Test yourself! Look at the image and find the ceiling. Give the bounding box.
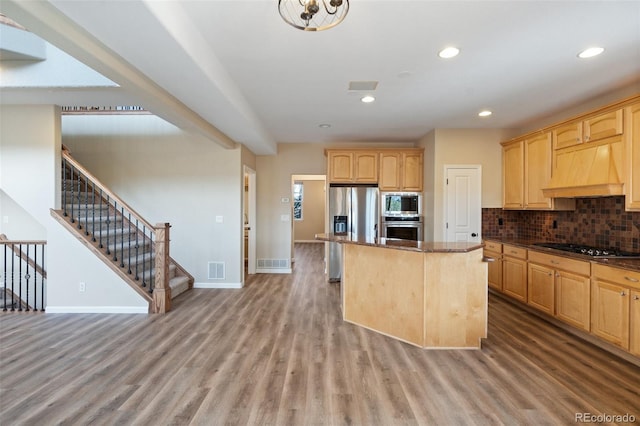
[1,1,639,155]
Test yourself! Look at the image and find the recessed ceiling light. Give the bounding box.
[361,95,375,103]
[478,110,492,117]
[577,47,604,58]
[438,47,460,59]
[318,123,331,128]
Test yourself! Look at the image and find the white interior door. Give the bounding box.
[444,165,482,243]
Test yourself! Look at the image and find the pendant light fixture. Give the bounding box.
[278,0,349,32]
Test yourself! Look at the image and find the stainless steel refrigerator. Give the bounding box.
[328,184,379,282]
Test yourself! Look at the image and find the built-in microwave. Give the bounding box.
[382,192,421,217]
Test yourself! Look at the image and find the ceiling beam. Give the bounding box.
[0,0,237,150]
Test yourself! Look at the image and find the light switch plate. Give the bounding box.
[281,197,290,203]
[215,216,224,223]
[280,214,290,222]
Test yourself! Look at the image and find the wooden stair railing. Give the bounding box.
[53,147,194,313]
[0,234,47,311]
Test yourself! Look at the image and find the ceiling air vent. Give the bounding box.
[348,81,378,91]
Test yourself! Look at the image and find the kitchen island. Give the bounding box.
[316,233,487,349]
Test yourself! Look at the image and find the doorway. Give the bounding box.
[443,165,482,243]
[290,174,326,265]
[243,166,256,283]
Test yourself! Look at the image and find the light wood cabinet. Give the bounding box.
[327,151,353,182]
[379,150,423,191]
[591,279,630,349]
[526,250,590,330]
[591,264,640,350]
[524,133,553,209]
[502,140,524,209]
[528,262,555,315]
[503,134,574,210]
[327,150,378,183]
[483,240,502,291]
[555,270,591,331]
[502,244,527,302]
[625,102,640,211]
[631,290,640,356]
[552,109,623,150]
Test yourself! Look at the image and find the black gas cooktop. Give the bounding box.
[533,242,640,258]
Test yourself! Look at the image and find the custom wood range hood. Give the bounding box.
[542,138,624,198]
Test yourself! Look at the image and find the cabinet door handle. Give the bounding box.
[634,295,640,300]
[550,260,559,265]
[624,276,639,283]
[510,250,518,255]
[584,135,590,141]
[576,137,580,142]
[621,291,626,296]
[482,257,495,263]
[548,272,553,276]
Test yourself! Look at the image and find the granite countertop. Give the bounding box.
[483,237,640,273]
[315,233,483,253]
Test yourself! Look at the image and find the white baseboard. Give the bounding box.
[255,268,292,274]
[194,282,243,289]
[46,306,148,314]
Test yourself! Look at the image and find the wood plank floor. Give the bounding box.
[1,243,639,425]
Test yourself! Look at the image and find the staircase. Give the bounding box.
[50,147,193,313]
[1,234,47,311]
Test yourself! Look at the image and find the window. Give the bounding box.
[293,182,303,220]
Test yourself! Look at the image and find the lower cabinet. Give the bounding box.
[490,244,640,357]
[527,250,590,330]
[483,241,503,291]
[555,271,590,331]
[591,279,630,349]
[631,290,640,356]
[502,245,527,302]
[527,263,555,315]
[591,264,640,351]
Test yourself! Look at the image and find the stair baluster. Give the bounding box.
[54,149,193,313]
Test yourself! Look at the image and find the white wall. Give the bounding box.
[0,105,60,230]
[256,143,327,264]
[419,128,516,241]
[0,105,147,312]
[62,114,244,287]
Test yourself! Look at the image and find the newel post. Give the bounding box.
[152,223,171,313]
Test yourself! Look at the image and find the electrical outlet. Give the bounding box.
[79,282,86,292]
[498,218,503,226]
[553,220,558,229]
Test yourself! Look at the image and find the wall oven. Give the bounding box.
[382,192,421,217]
[382,216,423,241]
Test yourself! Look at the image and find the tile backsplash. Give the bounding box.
[482,196,640,252]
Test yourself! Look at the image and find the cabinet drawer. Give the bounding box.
[528,250,590,276]
[503,244,527,260]
[592,264,640,290]
[484,241,502,253]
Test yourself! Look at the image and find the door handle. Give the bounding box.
[471,233,478,237]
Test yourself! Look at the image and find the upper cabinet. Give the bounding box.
[502,139,524,209]
[552,109,623,150]
[502,95,639,208]
[327,148,423,190]
[379,150,423,191]
[502,133,574,210]
[625,102,640,211]
[327,150,378,183]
